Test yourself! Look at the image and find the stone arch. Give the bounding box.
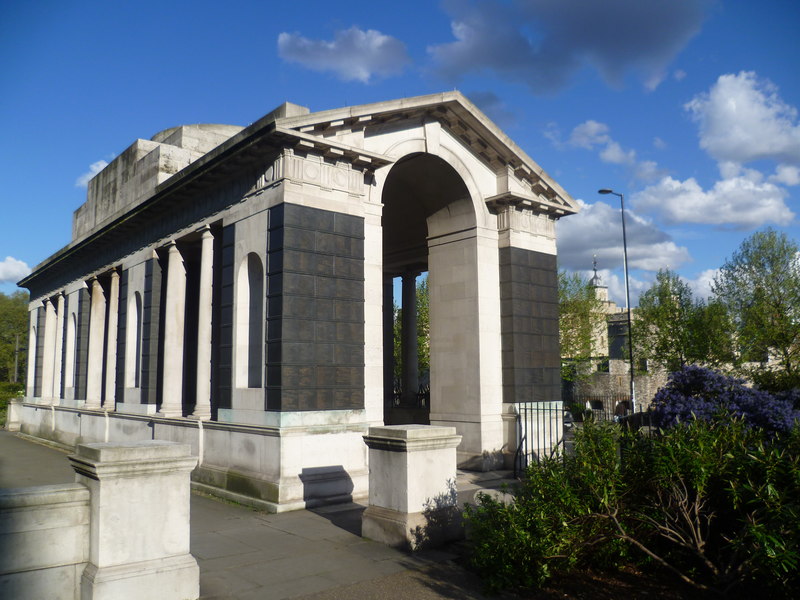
[235,252,264,388]
[371,135,493,231]
[379,149,504,467]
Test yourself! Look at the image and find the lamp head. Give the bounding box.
[598,188,614,195]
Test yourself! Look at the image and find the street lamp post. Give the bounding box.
[598,188,636,414]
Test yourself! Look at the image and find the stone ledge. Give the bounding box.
[363,425,461,453]
[0,484,88,510]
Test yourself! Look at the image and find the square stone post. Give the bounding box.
[69,441,199,600]
[362,425,461,550]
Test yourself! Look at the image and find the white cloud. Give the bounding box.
[653,137,667,149]
[429,0,711,93]
[557,199,691,275]
[277,27,410,83]
[600,141,635,165]
[771,164,800,186]
[673,69,687,81]
[685,71,800,166]
[634,175,794,229]
[75,160,108,188]
[566,120,665,182]
[685,268,718,300]
[0,256,31,283]
[568,120,609,149]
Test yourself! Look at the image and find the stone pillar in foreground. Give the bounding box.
[103,269,119,411]
[53,292,65,401]
[362,425,461,550]
[85,278,106,409]
[69,441,199,600]
[41,297,56,402]
[191,227,213,420]
[159,241,186,417]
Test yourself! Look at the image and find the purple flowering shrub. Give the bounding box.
[652,366,800,433]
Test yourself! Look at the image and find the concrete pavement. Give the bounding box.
[0,430,513,600]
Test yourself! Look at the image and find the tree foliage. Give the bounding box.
[465,414,800,596]
[393,277,430,383]
[0,291,28,383]
[635,269,695,371]
[635,269,735,371]
[558,271,606,381]
[713,229,800,386]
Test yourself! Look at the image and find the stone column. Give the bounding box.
[362,425,462,550]
[159,241,186,418]
[383,275,395,404]
[401,271,418,405]
[103,269,119,411]
[53,292,65,401]
[41,297,56,402]
[25,308,37,397]
[85,278,106,410]
[69,441,199,600]
[191,227,213,420]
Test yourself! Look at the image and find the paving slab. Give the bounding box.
[0,429,517,600]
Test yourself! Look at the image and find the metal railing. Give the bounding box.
[513,401,566,477]
[513,397,654,476]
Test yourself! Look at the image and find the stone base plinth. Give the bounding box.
[81,554,199,600]
[362,504,461,551]
[70,441,199,600]
[362,425,462,550]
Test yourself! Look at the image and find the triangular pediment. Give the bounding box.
[272,92,579,217]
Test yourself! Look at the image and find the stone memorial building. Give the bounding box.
[17,92,578,511]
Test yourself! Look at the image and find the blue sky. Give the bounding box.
[1,0,798,306]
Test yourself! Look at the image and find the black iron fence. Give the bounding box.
[513,401,566,477]
[513,396,653,476]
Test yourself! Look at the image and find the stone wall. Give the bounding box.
[0,439,198,600]
[0,484,89,600]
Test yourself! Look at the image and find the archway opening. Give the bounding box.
[381,152,475,425]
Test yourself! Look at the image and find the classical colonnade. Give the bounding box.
[28,226,216,420]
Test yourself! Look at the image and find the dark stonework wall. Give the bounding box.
[266,203,365,412]
[140,257,163,405]
[60,296,68,398]
[216,224,235,410]
[116,269,128,405]
[74,288,90,400]
[499,247,561,403]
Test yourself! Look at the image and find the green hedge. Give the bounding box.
[464,418,800,596]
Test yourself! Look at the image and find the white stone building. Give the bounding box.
[17,92,578,510]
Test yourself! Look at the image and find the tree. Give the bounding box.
[635,269,695,371]
[635,270,737,372]
[558,271,606,381]
[0,290,28,383]
[393,277,430,384]
[688,298,737,369]
[713,229,800,388]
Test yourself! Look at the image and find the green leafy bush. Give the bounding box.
[464,418,800,596]
[463,422,626,592]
